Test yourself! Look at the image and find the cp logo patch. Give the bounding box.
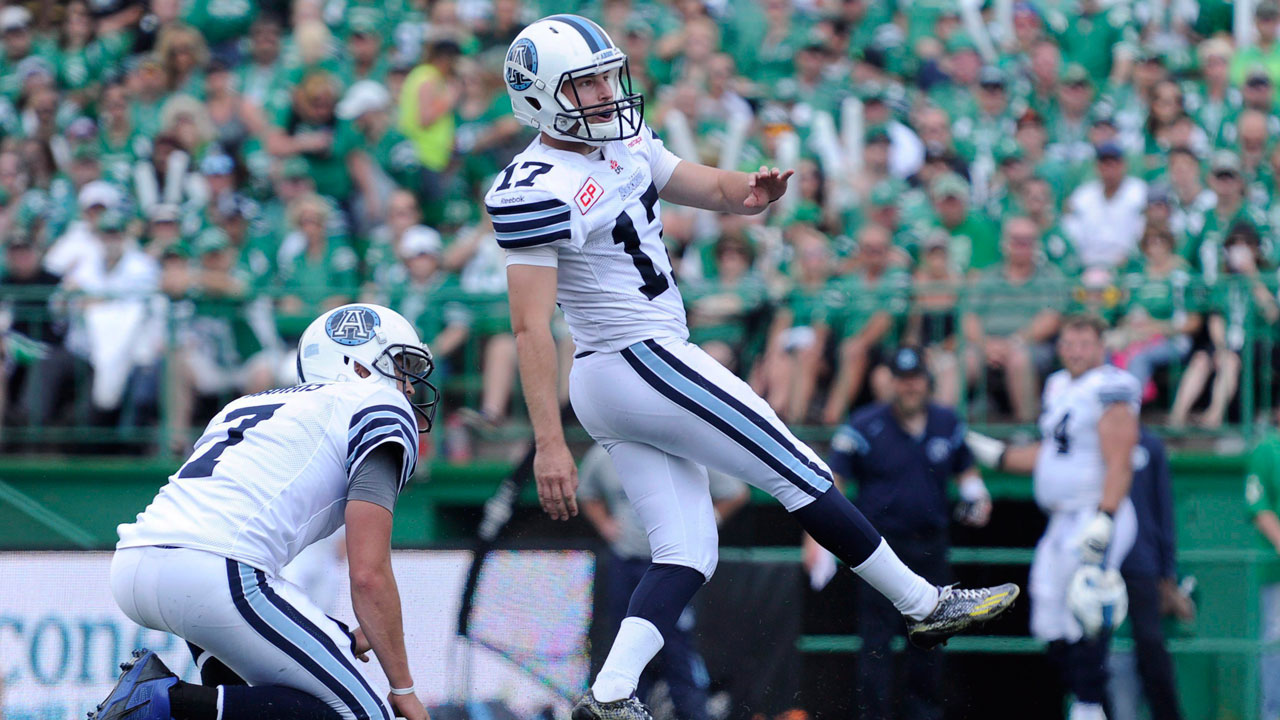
[326,306,381,346]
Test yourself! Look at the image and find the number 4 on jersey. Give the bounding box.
[1053,412,1071,455]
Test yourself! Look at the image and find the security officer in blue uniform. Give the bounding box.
[1114,427,1192,720]
[828,347,993,720]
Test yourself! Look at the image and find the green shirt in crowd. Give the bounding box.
[1230,42,1280,87]
[831,268,911,343]
[1183,202,1271,278]
[96,130,152,188]
[1051,5,1134,83]
[453,92,515,187]
[1246,430,1280,573]
[1121,260,1198,323]
[684,274,770,351]
[971,263,1070,337]
[183,0,258,46]
[55,31,132,92]
[380,271,472,345]
[277,241,359,315]
[269,103,364,201]
[927,212,1001,274]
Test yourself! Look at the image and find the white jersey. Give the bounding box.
[117,381,418,575]
[1033,365,1141,512]
[484,124,687,353]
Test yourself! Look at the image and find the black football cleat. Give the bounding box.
[907,583,1020,649]
[571,690,654,720]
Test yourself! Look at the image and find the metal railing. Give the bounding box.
[1,272,1276,455]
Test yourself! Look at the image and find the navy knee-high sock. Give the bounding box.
[791,487,883,567]
[170,682,342,720]
[791,488,939,618]
[626,563,706,639]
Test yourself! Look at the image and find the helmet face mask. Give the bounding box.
[549,59,644,143]
[504,15,644,146]
[378,344,440,433]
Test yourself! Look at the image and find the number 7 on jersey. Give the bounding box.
[177,404,283,479]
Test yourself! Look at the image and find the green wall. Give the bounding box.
[0,453,1273,718]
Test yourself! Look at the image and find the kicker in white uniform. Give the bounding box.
[489,14,1022,720]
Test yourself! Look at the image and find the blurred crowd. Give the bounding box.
[3,0,1280,456]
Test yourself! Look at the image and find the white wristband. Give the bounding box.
[389,685,415,696]
[958,475,990,503]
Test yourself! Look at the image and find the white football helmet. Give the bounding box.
[503,14,643,145]
[1067,565,1128,638]
[296,303,439,431]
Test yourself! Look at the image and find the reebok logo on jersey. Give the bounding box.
[610,159,623,174]
[575,177,604,214]
[627,135,643,148]
[617,170,644,201]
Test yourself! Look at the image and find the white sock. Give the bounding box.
[1068,702,1106,720]
[215,686,225,720]
[591,617,665,702]
[852,539,940,621]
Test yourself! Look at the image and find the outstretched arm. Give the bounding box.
[966,430,1041,475]
[659,162,793,215]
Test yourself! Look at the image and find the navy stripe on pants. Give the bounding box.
[226,559,387,720]
[619,344,827,498]
[642,339,834,486]
[253,570,390,720]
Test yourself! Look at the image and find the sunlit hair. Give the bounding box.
[287,193,332,231]
[159,94,214,148]
[154,24,209,87]
[1061,313,1107,339]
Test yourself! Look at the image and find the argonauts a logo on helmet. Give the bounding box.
[506,38,537,91]
[326,306,382,346]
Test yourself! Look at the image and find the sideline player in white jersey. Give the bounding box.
[968,315,1141,720]
[486,14,1020,719]
[90,304,438,720]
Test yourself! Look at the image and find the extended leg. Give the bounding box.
[1065,633,1113,719]
[588,340,1016,642]
[1169,351,1210,427]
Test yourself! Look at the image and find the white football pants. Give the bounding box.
[571,337,834,579]
[1029,499,1137,642]
[110,545,389,720]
